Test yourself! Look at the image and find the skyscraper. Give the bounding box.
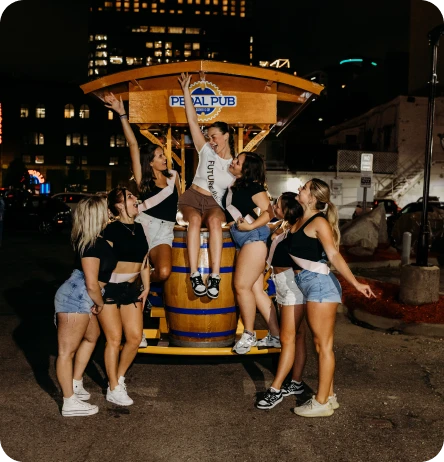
[88,0,255,80]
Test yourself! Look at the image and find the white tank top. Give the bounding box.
[192,143,234,207]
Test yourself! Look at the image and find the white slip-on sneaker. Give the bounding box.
[293,396,334,417]
[73,378,91,401]
[62,396,98,417]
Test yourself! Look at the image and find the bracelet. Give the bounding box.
[119,113,128,119]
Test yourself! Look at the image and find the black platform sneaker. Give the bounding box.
[207,275,221,299]
[190,272,207,297]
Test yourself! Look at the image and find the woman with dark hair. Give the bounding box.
[55,195,116,416]
[98,187,150,406]
[176,73,235,299]
[104,94,181,285]
[289,178,375,417]
[256,192,308,409]
[222,152,279,355]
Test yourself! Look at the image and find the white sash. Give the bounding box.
[266,230,288,269]
[138,170,176,213]
[225,182,254,224]
[109,272,140,283]
[289,255,330,275]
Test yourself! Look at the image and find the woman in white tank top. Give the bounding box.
[177,72,235,300]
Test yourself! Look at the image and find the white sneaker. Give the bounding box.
[293,396,334,417]
[139,332,147,348]
[62,395,98,417]
[257,331,281,348]
[107,378,133,406]
[329,393,340,410]
[232,331,257,355]
[73,378,90,401]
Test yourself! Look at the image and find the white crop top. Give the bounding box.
[192,143,234,207]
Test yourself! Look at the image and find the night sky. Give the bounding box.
[0,0,442,84]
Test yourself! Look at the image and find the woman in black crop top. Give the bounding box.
[54,196,116,417]
[223,152,279,355]
[98,187,150,407]
[256,192,309,409]
[289,179,375,418]
[105,93,181,284]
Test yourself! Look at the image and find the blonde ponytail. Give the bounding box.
[326,201,340,249]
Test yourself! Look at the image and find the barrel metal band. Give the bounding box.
[165,305,237,315]
[169,329,236,338]
[172,266,234,274]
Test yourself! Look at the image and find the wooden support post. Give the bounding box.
[243,129,270,152]
[139,129,163,147]
[238,127,244,153]
[181,133,186,192]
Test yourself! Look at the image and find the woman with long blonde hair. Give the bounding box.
[290,178,375,417]
[55,196,117,417]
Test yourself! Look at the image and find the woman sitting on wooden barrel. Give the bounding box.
[98,188,150,407]
[177,73,235,299]
[55,195,116,417]
[104,93,181,284]
[223,152,280,355]
[256,192,308,409]
[290,178,375,417]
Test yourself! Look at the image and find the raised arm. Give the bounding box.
[178,73,206,152]
[104,93,143,187]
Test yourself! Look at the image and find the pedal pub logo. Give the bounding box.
[169,80,237,122]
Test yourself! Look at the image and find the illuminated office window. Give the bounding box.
[240,12,245,16]
[159,9,165,12]
[72,133,81,146]
[186,28,200,34]
[126,57,135,65]
[146,42,154,48]
[155,41,163,48]
[152,2,157,6]
[146,57,153,65]
[178,0,183,3]
[34,133,44,145]
[79,104,90,119]
[192,43,200,50]
[83,135,88,146]
[250,36,253,43]
[169,9,175,13]
[36,104,45,119]
[165,49,172,57]
[66,155,74,165]
[184,43,191,49]
[110,56,123,64]
[160,0,165,2]
[95,34,107,40]
[140,26,148,32]
[154,50,162,57]
[35,155,44,164]
[124,2,129,6]
[116,134,126,147]
[230,11,235,15]
[95,51,108,57]
[104,1,113,7]
[95,60,107,66]
[96,43,107,49]
[165,42,172,49]
[82,156,87,165]
[195,10,201,14]
[110,136,116,147]
[66,135,71,146]
[187,0,192,4]
[205,10,210,14]
[196,0,200,3]
[184,50,192,57]
[168,27,183,33]
[108,110,114,120]
[142,2,148,7]
[89,35,94,42]
[116,1,121,6]
[150,26,166,33]
[64,104,75,119]
[213,0,218,3]
[109,156,119,165]
[133,57,143,65]
[20,105,29,118]
[177,9,182,12]
[222,5,227,10]
[223,0,227,4]
[88,69,94,76]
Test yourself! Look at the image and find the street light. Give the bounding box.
[416,23,444,266]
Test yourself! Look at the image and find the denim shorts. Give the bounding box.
[103,280,142,308]
[230,223,270,250]
[272,269,304,306]
[136,213,175,250]
[54,269,102,315]
[295,266,342,304]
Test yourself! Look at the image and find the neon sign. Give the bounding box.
[28,169,45,183]
[169,80,237,122]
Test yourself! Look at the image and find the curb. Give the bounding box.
[343,305,444,338]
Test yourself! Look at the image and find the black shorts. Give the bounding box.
[103,281,142,308]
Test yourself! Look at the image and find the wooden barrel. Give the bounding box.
[164,225,238,347]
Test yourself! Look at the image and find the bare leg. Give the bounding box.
[98,305,123,390]
[73,315,101,381]
[56,313,90,398]
[149,244,172,283]
[251,274,280,337]
[203,207,226,274]
[179,205,203,274]
[271,304,304,390]
[234,242,268,332]
[291,316,307,382]
[305,301,338,404]
[118,301,143,379]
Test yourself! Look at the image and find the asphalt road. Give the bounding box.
[0,230,443,462]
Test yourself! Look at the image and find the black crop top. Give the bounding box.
[288,213,327,270]
[140,183,178,223]
[103,221,149,263]
[223,182,266,223]
[269,232,298,269]
[74,237,117,283]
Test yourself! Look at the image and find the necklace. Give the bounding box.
[216,154,231,172]
[120,221,135,235]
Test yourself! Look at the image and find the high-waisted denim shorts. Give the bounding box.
[135,213,175,250]
[54,269,103,315]
[295,264,342,304]
[272,268,304,306]
[230,223,270,250]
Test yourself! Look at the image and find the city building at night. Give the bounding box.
[88,0,255,80]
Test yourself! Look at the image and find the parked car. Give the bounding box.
[417,196,440,202]
[389,201,444,249]
[372,198,400,217]
[51,192,91,211]
[4,195,72,234]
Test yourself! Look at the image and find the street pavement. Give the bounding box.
[0,230,443,462]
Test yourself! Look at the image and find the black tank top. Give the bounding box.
[268,232,298,268]
[140,184,178,223]
[288,213,327,270]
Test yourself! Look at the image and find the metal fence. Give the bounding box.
[337,150,398,175]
